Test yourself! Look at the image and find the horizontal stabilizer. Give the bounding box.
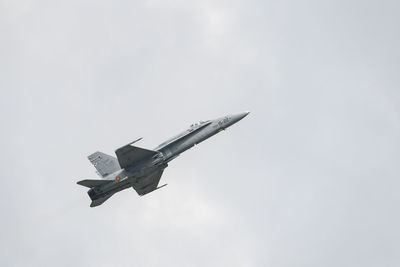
[90,195,112,207]
[77,179,113,188]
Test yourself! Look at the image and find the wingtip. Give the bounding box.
[128,137,143,145]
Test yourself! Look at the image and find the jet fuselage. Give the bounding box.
[83,111,249,206]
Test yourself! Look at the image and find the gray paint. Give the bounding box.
[1,0,400,266]
[78,112,249,207]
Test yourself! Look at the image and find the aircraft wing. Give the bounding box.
[131,170,164,196]
[88,152,121,177]
[115,143,158,169]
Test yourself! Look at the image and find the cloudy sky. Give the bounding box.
[1,0,399,266]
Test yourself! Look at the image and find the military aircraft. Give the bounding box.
[77,111,250,207]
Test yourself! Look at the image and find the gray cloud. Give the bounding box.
[1,0,399,266]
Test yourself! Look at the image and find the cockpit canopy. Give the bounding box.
[190,121,206,128]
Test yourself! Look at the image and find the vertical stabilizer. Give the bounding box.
[88,152,121,177]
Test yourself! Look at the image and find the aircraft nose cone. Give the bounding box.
[237,111,250,120]
[231,111,250,124]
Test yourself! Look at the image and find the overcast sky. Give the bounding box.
[1,0,399,266]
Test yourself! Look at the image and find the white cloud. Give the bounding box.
[1,0,400,266]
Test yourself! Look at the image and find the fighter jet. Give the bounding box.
[77,111,250,207]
